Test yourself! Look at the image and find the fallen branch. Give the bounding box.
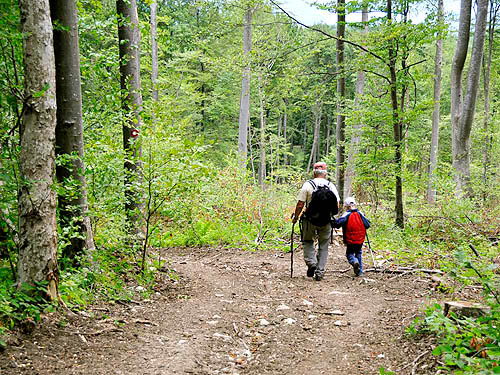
[364,267,443,275]
[398,350,429,372]
[80,327,123,336]
[328,268,351,273]
[296,308,345,316]
[388,270,413,280]
[411,350,429,375]
[134,319,158,326]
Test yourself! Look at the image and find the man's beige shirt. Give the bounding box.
[297,177,340,206]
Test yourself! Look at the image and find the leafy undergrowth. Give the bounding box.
[408,303,500,374]
[1,171,499,375]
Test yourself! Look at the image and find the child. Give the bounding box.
[333,197,370,276]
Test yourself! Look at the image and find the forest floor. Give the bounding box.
[1,232,462,375]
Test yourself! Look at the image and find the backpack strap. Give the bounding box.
[306,180,317,209]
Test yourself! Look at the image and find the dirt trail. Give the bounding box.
[1,241,439,374]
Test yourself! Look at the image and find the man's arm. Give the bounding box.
[328,181,341,210]
[291,200,305,224]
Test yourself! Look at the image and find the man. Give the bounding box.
[291,162,340,281]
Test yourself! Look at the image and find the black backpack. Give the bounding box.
[303,180,338,226]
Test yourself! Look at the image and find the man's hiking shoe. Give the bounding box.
[307,265,317,277]
[353,261,360,276]
[314,272,323,281]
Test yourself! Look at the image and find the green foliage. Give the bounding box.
[409,303,500,374]
[362,195,499,272]
[156,158,295,252]
[0,272,55,332]
[402,207,500,375]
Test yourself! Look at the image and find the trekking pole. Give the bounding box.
[290,222,295,278]
[366,232,377,271]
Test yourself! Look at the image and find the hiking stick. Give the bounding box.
[290,222,295,278]
[366,232,377,270]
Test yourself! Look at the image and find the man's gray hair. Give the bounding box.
[313,168,327,176]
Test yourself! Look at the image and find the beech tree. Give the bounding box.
[426,0,445,203]
[450,0,489,197]
[336,0,346,202]
[151,0,159,116]
[238,7,254,166]
[387,0,404,228]
[50,0,95,260]
[17,0,58,299]
[344,6,368,199]
[117,0,144,238]
[307,100,322,173]
[481,0,499,198]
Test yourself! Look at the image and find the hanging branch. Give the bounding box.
[269,0,386,64]
[468,244,500,304]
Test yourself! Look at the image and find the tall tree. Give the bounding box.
[151,0,159,116]
[17,0,58,299]
[307,100,322,173]
[344,6,368,199]
[117,0,144,237]
[257,73,266,187]
[426,0,444,203]
[50,0,95,260]
[450,0,489,197]
[336,0,346,202]
[238,7,254,166]
[387,0,404,228]
[481,0,499,199]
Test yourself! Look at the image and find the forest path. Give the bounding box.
[1,241,438,374]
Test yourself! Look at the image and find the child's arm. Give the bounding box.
[359,211,371,229]
[335,212,350,227]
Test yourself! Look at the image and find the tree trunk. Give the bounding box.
[275,114,282,179]
[481,1,498,200]
[451,0,488,197]
[17,0,58,299]
[335,0,346,202]
[238,8,253,166]
[387,0,404,228]
[283,98,288,166]
[117,0,144,239]
[258,74,266,187]
[307,100,322,173]
[426,0,444,204]
[151,0,159,109]
[50,0,95,261]
[344,6,368,199]
[326,113,331,156]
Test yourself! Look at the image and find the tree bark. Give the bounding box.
[426,0,444,203]
[451,0,488,197]
[387,0,404,228]
[344,6,368,199]
[117,0,144,238]
[326,113,331,156]
[283,98,288,166]
[335,0,346,202]
[307,100,322,173]
[151,0,159,108]
[238,8,254,166]
[481,1,498,199]
[258,74,266,187]
[17,0,59,299]
[50,0,95,261]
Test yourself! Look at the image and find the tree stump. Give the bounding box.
[443,301,490,318]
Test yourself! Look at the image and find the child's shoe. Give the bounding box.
[353,261,360,276]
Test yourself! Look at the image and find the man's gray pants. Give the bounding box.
[301,218,331,277]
